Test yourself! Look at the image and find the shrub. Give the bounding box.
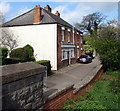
[10,48,29,62]
[23,44,35,61]
[35,60,51,75]
[0,47,8,58]
[0,47,8,65]
[0,56,2,65]
[5,58,21,64]
[28,56,36,61]
[92,26,120,70]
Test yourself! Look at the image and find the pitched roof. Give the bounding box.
[3,8,73,28]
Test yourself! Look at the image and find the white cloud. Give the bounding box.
[63,4,91,24]
[0,2,10,15]
[52,4,91,25]
[52,5,67,14]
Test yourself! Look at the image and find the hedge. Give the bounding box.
[10,48,29,62]
[23,44,35,61]
[35,60,51,75]
[23,44,34,57]
[0,47,8,65]
[5,58,21,65]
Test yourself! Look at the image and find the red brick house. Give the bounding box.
[3,5,85,70]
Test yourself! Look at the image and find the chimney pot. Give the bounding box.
[55,11,60,17]
[44,5,52,12]
[36,5,40,7]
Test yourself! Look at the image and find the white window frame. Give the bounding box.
[62,48,75,61]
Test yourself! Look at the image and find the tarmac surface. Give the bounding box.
[43,56,101,99]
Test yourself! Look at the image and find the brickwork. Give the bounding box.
[44,66,104,110]
[34,5,41,23]
[44,87,73,110]
[57,25,84,70]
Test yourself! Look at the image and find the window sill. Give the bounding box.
[61,57,75,61]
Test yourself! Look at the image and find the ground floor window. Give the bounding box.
[77,48,79,58]
[71,49,74,58]
[62,50,67,60]
[62,48,75,60]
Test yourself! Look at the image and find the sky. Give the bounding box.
[0,0,119,25]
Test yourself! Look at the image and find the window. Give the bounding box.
[71,49,74,58]
[81,37,83,44]
[62,50,67,60]
[68,31,70,42]
[73,30,75,43]
[62,30,65,41]
[81,48,84,51]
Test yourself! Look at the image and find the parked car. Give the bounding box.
[77,55,92,63]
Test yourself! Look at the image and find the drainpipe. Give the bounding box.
[72,26,74,43]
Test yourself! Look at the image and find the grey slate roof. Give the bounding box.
[3,8,73,28]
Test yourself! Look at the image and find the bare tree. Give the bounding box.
[0,12,19,51]
[75,12,106,34]
[0,12,4,25]
[0,28,19,51]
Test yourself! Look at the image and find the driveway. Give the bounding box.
[44,56,101,96]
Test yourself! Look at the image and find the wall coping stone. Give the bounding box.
[0,62,46,84]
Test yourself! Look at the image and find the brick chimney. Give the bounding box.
[55,11,60,17]
[44,5,51,12]
[34,5,41,23]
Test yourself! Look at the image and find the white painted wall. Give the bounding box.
[9,24,57,70]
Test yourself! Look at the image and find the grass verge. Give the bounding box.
[63,71,120,110]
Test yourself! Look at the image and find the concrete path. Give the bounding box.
[43,56,101,99]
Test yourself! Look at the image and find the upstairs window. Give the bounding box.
[81,37,83,44]
[62,30,65,41]
[68,31,70,42]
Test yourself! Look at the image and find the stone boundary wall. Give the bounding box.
[1,62,46,110]
[44,65,104,110]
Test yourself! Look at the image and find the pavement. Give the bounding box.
[43,56,101,100]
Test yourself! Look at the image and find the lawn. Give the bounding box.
[63,71,120,110]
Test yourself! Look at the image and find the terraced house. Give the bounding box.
[3,5,84,70]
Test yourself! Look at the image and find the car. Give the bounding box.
[77,55,92,63]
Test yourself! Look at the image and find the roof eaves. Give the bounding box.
[2,22,58,27]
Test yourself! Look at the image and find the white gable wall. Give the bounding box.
[9,24,57,70]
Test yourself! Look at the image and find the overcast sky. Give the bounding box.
[0,0,119,25]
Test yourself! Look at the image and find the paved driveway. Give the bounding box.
[44,57,101,93]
